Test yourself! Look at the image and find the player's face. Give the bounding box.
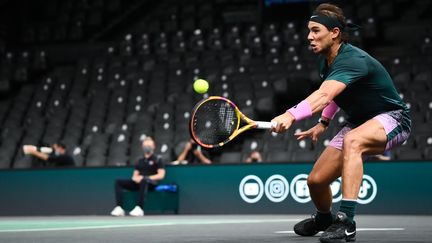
[307,22,334,54]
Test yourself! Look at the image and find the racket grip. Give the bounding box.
[256,121,277,129]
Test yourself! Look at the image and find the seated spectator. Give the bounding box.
[23,142,75,167]
[110,137,165,217]
[244,150,263,163]
[173,139,212,165]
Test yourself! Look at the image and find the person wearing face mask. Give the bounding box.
[173,139,212,165]
[110,137,166,217]
[22,142,75,167]
[244,150,263,163]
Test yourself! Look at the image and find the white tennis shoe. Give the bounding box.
[110,206,125,217]
[129,206,144,216]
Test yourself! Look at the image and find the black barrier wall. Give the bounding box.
[1,161,432,216]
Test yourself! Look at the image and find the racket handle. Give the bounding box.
[255,121,277,129]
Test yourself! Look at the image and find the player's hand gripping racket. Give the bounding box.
[190,96,276,148]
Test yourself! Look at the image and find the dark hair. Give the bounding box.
[314,3,349,42]
[55,142,67,150]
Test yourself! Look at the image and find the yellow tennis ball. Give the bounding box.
[193,79,209,94]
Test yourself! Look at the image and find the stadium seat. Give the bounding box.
[424,147,432,160]
[85,154,106,167]
[107,153,129,167]
[1,0,431,169]
[220,152,243,163]
[291,150,317,162]
[12,156,33,169]
[266,151,291,163]
[394,146,423,160]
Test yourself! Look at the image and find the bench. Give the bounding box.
[123,184,179,214]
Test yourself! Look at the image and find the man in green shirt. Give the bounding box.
[271,3,411,243]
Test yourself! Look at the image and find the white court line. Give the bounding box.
[0,223,176,233]
[275,228,405,234]
[0,218,301,233]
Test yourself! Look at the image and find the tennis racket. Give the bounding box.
[190,96,276,148]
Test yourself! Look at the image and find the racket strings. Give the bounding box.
[219,103,235,133]
[192,99,238,146]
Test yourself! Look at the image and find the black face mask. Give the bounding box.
[142,146,154,154]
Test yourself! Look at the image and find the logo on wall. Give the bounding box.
[239,174,377,204]
[264,175,289,202]
[330,177,343,203]
[357,175,377,204]
[290,174,311,203]
[239,175,264,203]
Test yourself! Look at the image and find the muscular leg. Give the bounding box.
[342,119,387,200]
[318,118,389,242]
[293,145,344,236]
[319,116,405,242]
[308,146,343,212]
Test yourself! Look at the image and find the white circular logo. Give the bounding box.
[239,174,377,204]
[239,175,264,203]
[290,174,311,203]
[357,175,377,204]
[329,175,377,204]
[264,174,289,203]
[331,177,342,203]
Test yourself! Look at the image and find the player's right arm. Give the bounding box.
[305,80,346,114]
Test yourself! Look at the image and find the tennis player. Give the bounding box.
[271,3,411,243]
